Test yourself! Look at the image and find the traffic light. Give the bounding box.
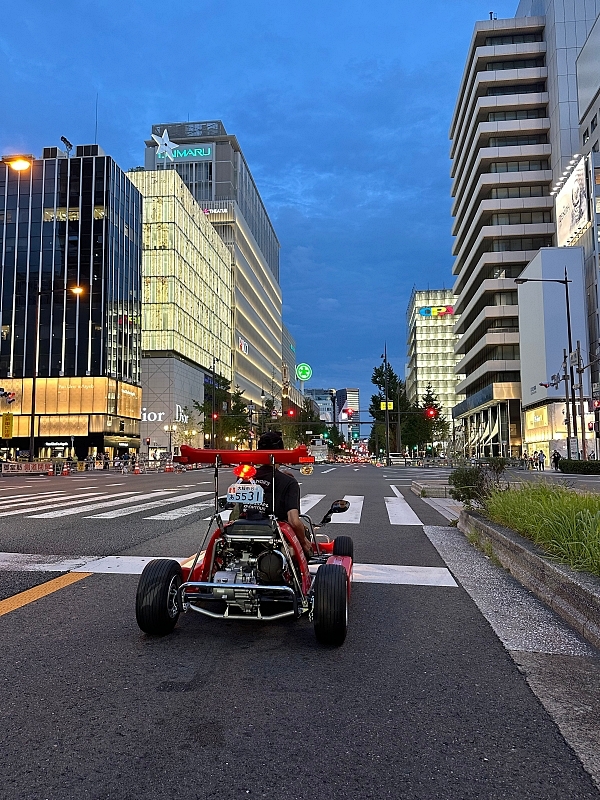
[352,431,359,440]
[145,438,151,445]
[322,431,329,439]
[287,408,295,417]
[424,406,439,420]
[212,413,218,420]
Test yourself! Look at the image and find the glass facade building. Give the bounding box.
[144,121,282,405]
[0,145,142,458]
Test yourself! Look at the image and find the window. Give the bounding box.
[485,33,543,45]
[485,58,544,70]
[593,141,599,153]
[489,236,552,252]
[488,135,547,147]
[43,208,79,222]
[488,108,546,121]
[583,128,590,144]
[487,83,545,96]
[592,115,598,133]
[489,160,549,172]
[490,211,552,225]
[489,185,548,199]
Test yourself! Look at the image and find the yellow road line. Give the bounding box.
[0,572,92,617]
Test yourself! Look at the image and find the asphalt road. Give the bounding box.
[0,464,599,799]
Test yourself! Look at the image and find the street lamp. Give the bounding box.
[380,346,391,467]
[2,154,34,172]
[515,268,580,458]
[211,356,219,448]
[163,423,177,456]
[29,285,84,461]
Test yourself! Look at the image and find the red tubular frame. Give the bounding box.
[175,444,314,466]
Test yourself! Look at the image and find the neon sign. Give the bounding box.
[157,147,212,159]
[419,306,454,317]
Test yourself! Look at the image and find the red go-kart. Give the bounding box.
[135,445,353,646]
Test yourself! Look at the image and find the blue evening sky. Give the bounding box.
[1,0,517,411]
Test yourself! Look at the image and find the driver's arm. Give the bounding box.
[287,508,312,554]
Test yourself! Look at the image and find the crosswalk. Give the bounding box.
[0,484,450,525]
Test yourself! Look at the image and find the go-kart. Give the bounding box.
[135,445,354,646]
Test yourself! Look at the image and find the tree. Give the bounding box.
[421,384,450,450]
[287,398,328,447]
[193,376,250,448]
[172,407,200,449]
[368,360,412,454]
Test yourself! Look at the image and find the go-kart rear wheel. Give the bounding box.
[313,564,348,646]
[332,535,354,559]
[136,559,183,636]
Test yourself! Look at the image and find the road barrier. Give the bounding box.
[1,461,53,475]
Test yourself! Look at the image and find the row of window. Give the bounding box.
[487,83,545,96]
[489,160,549,172]
[488,135,547,147]
[488,185,548,199]
[488,236,552,251]
[484,33,543,45]
[485,57,544,71]
[489,211,552,225]
[488,108,546,121]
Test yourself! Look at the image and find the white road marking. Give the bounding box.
[354,468,359,471]
[0,491,66,507]
[0,551,457,586]
[330,495,363,524]
[0,492,106,517]
[384,496,422,525]
[321,468,336,474]
[352,563,457,587]
[75,486,97,490]
[28,490,173,518]
[85,491,212,518]
[300,494,326,514]
[145,500,214,520]
[107,483,124,486]
[389,485,402,498]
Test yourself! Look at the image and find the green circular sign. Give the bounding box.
[296,363,313,381]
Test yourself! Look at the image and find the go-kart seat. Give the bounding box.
[225,518,277,541]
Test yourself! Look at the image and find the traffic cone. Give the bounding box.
[61,462,69,476]
[165,459,174,473]
[47,464,54,476]
[133,462,140,475]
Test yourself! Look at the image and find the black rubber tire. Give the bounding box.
[332,535,354,559]
[313,564,348,646]
[135,559,183,636]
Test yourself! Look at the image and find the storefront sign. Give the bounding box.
[152,130,213,162]
[2,412,13,439]
[419,306,454,317]
[175,404,189,423]
[141,407,166,423]
[296,363,313,381]
[238,337,249,355]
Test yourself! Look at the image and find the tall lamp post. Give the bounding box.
[515,269,580,458]
[211,356,219,448]
[163,423,177,457]
[381,345,391,467]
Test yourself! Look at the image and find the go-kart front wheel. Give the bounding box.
[136,559,183,635]
[313,564,348,646]
[332,535,354,559]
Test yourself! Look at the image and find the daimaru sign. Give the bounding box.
[419,306,454,317]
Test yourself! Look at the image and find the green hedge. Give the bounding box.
[558,459,600,475]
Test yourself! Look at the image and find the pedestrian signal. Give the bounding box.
[424,406,439,420]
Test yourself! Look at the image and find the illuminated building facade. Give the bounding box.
[406,289,464,423]
[127,170,233,452]
[144,121,282,405]
[0,144,142,459]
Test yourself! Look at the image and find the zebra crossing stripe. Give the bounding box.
[384,496,422,525]
[0,491,107,518]
[145,500,214,520]
[300,494,326,514]
[86,491,212,518]
[28,489,177,519]
[321,468,336,474]
[0,491,66,507]
[330,495,363,524]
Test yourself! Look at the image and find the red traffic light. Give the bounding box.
[145,438,151,445]
[287,408,295,416]
[212,413,218,420]
[424,406,439,420]
[346,408,354,418]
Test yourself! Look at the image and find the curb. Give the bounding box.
[458,510,600,650]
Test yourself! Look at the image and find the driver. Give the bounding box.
[242,431,313,559]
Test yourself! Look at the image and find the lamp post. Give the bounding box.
[163,423,177,456]
[515,269,580,458]
[27,285,83,461]
[381,345,391,467]
[211,356,219,448]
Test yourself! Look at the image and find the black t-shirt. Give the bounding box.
[242,466,300,521]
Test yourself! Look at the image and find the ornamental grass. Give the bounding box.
[485,482,600,577]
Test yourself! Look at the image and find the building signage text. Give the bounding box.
[157,147,212,159]
[238,336,249,355]
[419,306,454,317]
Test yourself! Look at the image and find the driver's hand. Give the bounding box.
[302,541,314,558]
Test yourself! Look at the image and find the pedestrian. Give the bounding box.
[533,451,539,470]
[521,451,528,470]
[552,450,561,471]
[538,450,546,471]
[528,454,534,470]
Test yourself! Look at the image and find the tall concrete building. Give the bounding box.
[450,1,600,457]
[406,289,464,424]
[144,121,282,405]
[127,170,233,454]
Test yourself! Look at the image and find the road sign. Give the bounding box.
[271,410,279,418]
[380,401,394,410]
[569,351,579,366]
[296,363,313,381]
[2,412,13,439]
[568,437,579,458]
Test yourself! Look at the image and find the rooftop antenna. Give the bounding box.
[60,136,73,160]
[94,93,99,144]
[489,11,496,19]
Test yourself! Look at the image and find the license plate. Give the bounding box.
[226,483,265,505]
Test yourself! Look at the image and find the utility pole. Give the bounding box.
[382,344,390,467]
[576,340,588,460]
[562,349,573,455]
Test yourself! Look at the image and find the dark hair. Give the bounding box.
[257,431,284,450]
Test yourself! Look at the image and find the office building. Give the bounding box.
[450,2,600,457]
[144,121,282,405]
[0,144,142,459]
[127,170,233,453]
[305,388,335,422]
[406,289,464,424]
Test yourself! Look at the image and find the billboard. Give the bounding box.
[556,157,589,247]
